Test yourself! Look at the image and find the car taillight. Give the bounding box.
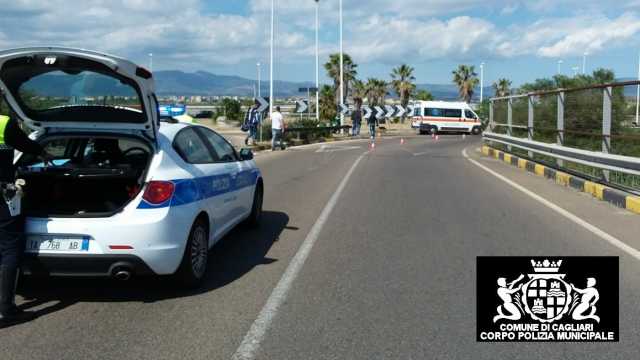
[143,181,175,204]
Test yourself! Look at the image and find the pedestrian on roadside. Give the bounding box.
[0,112,52,326]
[351,107,362,137]
[367,113,378,141]
[244,101,261,146]
[271,106,285,151]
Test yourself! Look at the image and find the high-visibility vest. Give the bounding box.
[0,115,9,147]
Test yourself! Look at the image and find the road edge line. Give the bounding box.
[462,147,640,261]
[231,154,365,360]
[481,145,640,215]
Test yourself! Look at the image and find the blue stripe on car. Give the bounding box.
[137,169,260,209]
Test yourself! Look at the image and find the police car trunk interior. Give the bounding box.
[16,135,151,217]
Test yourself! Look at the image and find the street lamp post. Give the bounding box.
[149,53,153,72]
[572,66,580,77]
[269,0,275,120]
[257,62,261,99]
[582,52,588,75]
[557,60,563,75]
[315,0,320,122]
[339,0,344,131]
[636,52,640,126]
[480,62,484,103]
[258,62,263,142]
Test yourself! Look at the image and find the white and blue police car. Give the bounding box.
[0,48,264,287]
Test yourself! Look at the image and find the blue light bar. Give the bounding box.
[159,104,186,117]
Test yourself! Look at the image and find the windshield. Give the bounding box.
[19,70,140,111]
[0,55,146,123]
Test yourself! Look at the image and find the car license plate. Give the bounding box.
[26,236,90,253]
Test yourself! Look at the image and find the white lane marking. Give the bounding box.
[315,144,362,153]
[413,151,428,157]
[462,148,640,261]
[232,154,365,360]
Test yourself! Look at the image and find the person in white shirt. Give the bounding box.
[271,106,285,151]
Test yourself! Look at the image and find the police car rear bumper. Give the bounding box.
[21,253,156,278]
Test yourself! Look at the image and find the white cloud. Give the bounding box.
[0,0,639,75]
[501,3,519,15]
[345,15,499,64]
[537,13,640,57]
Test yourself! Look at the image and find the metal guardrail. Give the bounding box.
[485,80,640,192]
[484,132,640,176]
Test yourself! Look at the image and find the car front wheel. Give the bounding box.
[176,219,209,288]
[244,183,263,228]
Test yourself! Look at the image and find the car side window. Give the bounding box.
[444,109,462,118]
[465,110,477,119]
[174,128,216,164]
[197,128,239,163]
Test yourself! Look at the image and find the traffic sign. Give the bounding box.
[295,99,308,113]
[384,105,396,118]
[406,104,414,116]
[395,105,407,118]
[338,103,350,116]
[362,105,372,119]
[374,106,385,119]
[256,97,269,113]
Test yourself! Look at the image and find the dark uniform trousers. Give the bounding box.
[0,209,22,270]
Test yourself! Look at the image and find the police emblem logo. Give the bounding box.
[477,257,618,342]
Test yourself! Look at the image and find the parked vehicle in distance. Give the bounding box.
[0,47,264,287]
[194,111,214,119]
[411,101,482,135]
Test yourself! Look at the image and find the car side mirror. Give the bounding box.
[239,148,254,161]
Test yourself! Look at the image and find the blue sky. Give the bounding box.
[1,1,639,87]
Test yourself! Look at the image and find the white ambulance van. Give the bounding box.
[411,101,482,135]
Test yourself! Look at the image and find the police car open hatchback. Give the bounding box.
[0,48,264,287]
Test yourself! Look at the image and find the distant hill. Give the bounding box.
[24,70,635,100]
[155,71,481,100]
[416,84,492,101]
[154,71,481,100]
[154,70,315,98]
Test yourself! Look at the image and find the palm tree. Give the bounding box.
[390,64,416,123]
[324,53,358,106]
[493,78,512,97]
[351,79,367,110]
[415,89,434,101]
[452,65,479,103]
[365,78,389,107]
[319,85,337,122]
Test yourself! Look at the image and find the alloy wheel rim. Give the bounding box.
[190,226,208,278]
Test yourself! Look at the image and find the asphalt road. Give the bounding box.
[2,135,640,360]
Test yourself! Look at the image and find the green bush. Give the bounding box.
[219,98,243,123]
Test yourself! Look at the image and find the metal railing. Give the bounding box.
[485,80,640,193]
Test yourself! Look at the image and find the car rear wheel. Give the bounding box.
[244,184,263,228]
[176,219,209,288]
[471,126,482,135]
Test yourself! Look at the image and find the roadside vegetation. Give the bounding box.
[489,69,640,191]
[317,53,435,125]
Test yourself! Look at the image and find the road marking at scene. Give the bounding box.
[413,152,428,157]
[462,148,640,261]
[315,144,362,153]
[232,154,365,360]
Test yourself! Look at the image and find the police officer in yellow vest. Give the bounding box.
[0,113,49,325]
